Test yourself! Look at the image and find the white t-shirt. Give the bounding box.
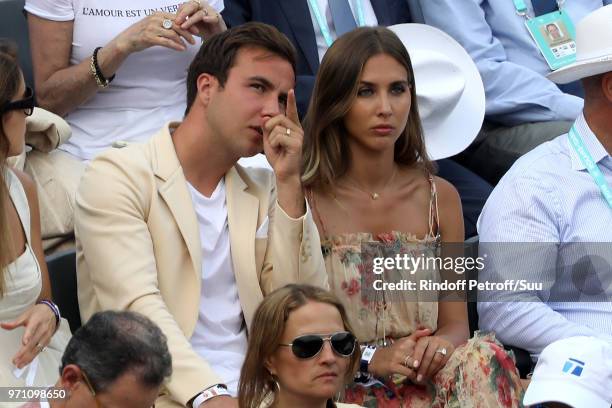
[24,0,224,161]
[187,180,247,396]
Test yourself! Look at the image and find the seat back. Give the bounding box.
[46,249,81,333]
[0,0,34,87]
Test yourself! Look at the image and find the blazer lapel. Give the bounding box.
[371,0,391,26]
[152,127,202,282]
[226,167,264,327]
[278,0,320,74]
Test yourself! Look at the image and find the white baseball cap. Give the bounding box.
[523,336,612,408]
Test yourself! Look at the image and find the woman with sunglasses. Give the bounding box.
[302,27,524,406]
[0,44,71,387]
[239,284,363,408]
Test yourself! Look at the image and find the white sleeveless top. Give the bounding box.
[0,169,71,391]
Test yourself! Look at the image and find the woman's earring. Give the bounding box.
[270,375,281,393]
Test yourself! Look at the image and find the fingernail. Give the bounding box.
[414,360,419,368]
[417,374,422,382]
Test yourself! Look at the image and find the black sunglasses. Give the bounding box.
[1,86,35,117]
[279,331,356,359]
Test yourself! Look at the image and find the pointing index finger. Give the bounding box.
[286,89,300,126]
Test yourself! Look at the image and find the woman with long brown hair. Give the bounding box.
[302,26,524,406]
[239,284,362,408]
[0,41,71,387]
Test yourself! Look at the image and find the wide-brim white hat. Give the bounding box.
[388,24,485,161]
[548,5,612,84]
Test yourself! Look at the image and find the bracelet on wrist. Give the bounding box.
[359,345,377,374]
[37,299,60,331]
[90,47,115,88]
[191,384,230,407]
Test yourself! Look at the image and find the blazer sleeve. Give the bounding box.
[296,75,316,120]
[220,0,251,28]
[75,150,223,406]
[259,183,328,294]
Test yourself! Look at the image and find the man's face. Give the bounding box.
[92,371,160,408]
[206,46,295,160]
[60,367,160,408]
[547,24,561,38]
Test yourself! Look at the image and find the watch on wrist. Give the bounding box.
[191,384,230,407]
[360,345,377,374]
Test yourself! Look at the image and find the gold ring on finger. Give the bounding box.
[162,18,173,29]
[36,343,45,353]
[435,347,447,357]
[403,355,412,367]
[203,8,209,16]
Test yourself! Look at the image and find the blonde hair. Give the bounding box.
[238,284,360,408]
[0,42,22,296]
[302,27,435,190]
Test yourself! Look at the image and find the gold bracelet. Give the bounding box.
[90,56,106,88]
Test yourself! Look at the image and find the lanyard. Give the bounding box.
[568,126,612,210]
[513,0,565,18]
[307,0,366,47]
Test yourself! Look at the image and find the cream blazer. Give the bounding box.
[75,124,327,407]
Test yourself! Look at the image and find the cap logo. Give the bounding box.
[562,358,585,376]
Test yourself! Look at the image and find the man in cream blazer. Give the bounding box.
[75,23,327,408]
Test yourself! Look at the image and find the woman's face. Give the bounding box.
[1,73,27,157]
[267,301,351,405]
[343,53,411,154]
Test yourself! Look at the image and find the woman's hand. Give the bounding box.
[175,0,227,38]
[412,335,455,384]
[113,12,198,54]
[1,304,57,369]
[367,328,431,378]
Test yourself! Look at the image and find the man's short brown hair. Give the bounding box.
[185,22,297,114]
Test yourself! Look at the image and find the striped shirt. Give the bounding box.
[477,113,612,358]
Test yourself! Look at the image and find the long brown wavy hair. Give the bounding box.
[0,41,22,296]
[302,26,435,190]
[238,284,360,408]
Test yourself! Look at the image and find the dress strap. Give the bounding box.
[305,188,329,239]
[427,175,440,238]
[4,168,32,245]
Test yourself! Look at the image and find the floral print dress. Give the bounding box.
[309,178,525,407]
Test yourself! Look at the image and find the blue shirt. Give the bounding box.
[477,113,612,357]
[416,0,610,126]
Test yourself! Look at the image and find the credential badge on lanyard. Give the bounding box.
[514,0,577,70]
[568,126,612,210]
[307,0,366,47]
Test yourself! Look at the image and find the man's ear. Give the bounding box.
[196,73,218,107]
[601,72,612,103]
[59,364,84,392]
